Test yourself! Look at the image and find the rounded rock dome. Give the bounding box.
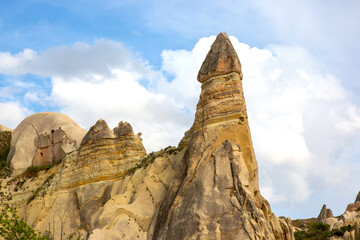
[7,112,87,175]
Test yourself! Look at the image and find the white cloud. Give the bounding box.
[49,70,191,152]
[0,102,32,129]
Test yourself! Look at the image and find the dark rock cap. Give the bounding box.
[197,32,242,83]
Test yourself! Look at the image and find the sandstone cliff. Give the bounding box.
[0,32,294,240]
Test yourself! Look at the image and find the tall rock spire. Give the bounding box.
[197,32,242,83]
[152,33,294,240]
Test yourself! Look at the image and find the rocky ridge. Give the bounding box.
[0,32,294,239]
[293,193,360,240]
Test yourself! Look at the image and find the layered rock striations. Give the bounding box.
[153,32,294,240]
[0,33,296,240]
[1,119,149,239]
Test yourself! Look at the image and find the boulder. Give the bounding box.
[113,121,134,137]
[7,112,87,175]
[81,119,115,145]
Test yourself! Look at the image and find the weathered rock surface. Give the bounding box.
[1,119,149,239]
[0,33,296,240]
[153,32,294,240]
[7,112,87,175]
[113,121,134,137]
[197,32,242,83]
[317,204,334,223]
[81,119,115,145]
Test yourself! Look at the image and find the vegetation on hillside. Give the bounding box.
[0,132,11,178]
[294,222,357,240]
[0,208,83,240]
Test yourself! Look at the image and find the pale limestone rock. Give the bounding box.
[343,231,351,240]
[7,112,87,175]
[325,217,339,230]
[334,219,344,229]
[317,204,334,223]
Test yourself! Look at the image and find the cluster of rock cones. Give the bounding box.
[0,33,357,240]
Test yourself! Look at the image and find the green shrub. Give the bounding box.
[0,207,52,240]
[0,208,84,240]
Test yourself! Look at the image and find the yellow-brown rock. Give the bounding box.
[152,32,293,240]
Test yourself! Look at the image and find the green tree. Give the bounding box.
[0,207,52,240]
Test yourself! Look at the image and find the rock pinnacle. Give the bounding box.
[197,32,242,83]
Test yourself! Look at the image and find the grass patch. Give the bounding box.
[27,174,55,204]
[22,160,61,178]
[126,146,178,176]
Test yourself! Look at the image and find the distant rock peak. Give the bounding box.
[317,204,333,223]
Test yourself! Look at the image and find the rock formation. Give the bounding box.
[81,119,115,145]
[152,32,294,240]
[0,32,295,240]
[7,112,87,175]
[317,204,334,223]
[355,192,360,203]
[113,121,134,137]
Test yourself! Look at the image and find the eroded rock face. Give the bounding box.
[317,204,334,223]
[7,112,87,175]
[81,119,115,145]
[1,33,296,240]
[153,32,294,240]
[113,121,134,137]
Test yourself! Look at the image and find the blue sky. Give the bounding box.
[1,0,360,220]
